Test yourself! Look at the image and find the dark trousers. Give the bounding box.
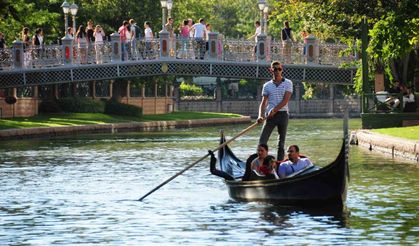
[259,111,289,161]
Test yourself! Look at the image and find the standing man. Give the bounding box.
[257,61,293,161]
[192,18,207,60]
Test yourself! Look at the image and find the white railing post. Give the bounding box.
[159,30,170,59]
[110,32,122,63]
[12,40,24,69]
[305,35,319,64]
[208,32,218,60]
[61,36,73,66]
[256,34,267,62]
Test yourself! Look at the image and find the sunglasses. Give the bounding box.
[272,67,282,72]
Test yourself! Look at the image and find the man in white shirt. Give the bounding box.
[257,61,293,160]
[277,145,313,178]
[192,18,207,59]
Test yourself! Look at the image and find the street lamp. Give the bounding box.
[61,0,70,37]
[160,0,167,30]
[167,0,173,19]
[70,2,78,36]
[258,0,266,34]
[263,4,269,34]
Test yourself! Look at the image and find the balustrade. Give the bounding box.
[0,34,356,72]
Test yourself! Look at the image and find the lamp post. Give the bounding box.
[160,0,167,30]
[258,0,266,34]
[61,0,70,37]
[167,0,173,19]
[70,2,78,35]
[263,4,269,35]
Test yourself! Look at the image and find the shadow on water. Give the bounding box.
[258,204,350,229]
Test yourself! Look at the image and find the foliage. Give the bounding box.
[57,97,105,113]
[179,81,203,97]
[105,99,142,117]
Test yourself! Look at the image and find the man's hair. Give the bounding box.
[258,143,268,152]
[255,21,260,25]
[271,60,281,68]
[199,18,205,23]
[288,145,299,153]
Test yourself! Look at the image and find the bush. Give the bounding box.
[105,100,143,117]
[57,97,105,113]
[38,100,62,113]
[179,82,204,97]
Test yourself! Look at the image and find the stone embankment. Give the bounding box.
[0,116,252,140]
[351,130,419,163]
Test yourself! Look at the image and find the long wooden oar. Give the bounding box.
[138,121,260,201]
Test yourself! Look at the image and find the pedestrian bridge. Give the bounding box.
[0,35,357,89]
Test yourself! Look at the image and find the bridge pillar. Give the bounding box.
[329,84,335,113]
[304,35,319,64]
[159,30,170,59]
[12,40,24,69]
[295,82,301,114]
[61,36,73,65]
[256,34,267,62]
[110,32,122,63]
[256,80,263,101]
[208,32,218,60]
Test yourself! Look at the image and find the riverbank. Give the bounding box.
[0,116,251,140]
[351,130,419,163]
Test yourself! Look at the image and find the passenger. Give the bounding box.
[250,143,269,175]
[208,150,235,180]
[258,155,279,179]
[277,145,313,178]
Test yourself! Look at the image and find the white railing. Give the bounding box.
[0,36,356,71]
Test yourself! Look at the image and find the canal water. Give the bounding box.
[0,119,418,245]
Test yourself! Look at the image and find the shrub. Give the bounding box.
[179,82,204,97]
[38,100,62,113]
[57,97,105,113]
[105,100,143,117]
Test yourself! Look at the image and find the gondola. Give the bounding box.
[211,122,349,207]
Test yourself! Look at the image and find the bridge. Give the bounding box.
[0,34,356,89]
[0,34,358,118]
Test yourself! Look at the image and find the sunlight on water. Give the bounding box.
[0,119,418,245]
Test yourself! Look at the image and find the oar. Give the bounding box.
[138,121,261,201]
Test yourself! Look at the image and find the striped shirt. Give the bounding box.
[261,78,293,115]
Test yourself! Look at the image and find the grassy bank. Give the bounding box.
[0,112,242,130]
[371,125,419,140]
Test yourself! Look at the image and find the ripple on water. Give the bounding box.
[0,126,418,245]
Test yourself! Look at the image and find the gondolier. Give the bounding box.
[257,60,293,161]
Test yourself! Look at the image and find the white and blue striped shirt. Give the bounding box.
[261,78,293,115]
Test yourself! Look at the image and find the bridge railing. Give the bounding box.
[0,34,356,71]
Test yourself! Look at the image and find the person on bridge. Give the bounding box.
[257,61,293,161]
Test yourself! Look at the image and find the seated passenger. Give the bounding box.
[277,145,313,178]
[250,143,269,175]
[258,155,279,179]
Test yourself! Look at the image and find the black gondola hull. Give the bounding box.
[221,141,349,207]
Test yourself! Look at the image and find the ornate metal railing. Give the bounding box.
[0,35,356,71]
